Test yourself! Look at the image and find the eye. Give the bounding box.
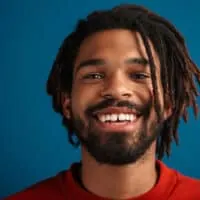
[130,73,150,80]
[83,73,104,80]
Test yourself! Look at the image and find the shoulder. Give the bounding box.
[157,161,200,199]
[172,171,200,198]
[5,170,70,200]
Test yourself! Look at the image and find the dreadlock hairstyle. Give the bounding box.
[46,4,200,159]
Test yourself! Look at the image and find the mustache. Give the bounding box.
[86,98,151,116]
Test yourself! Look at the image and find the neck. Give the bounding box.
[80,144,158,199]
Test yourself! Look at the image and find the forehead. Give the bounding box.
[75,29,160,68]
[78,29,147,54]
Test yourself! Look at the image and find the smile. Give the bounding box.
[92,111,141,132]
[97,113,137,123]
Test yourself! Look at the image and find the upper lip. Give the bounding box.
[92,107,141,116]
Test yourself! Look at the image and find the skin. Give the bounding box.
[63,29,171,199]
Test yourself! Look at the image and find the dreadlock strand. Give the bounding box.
[135,20,162,122]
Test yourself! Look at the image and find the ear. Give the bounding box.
[163,94,173,120]
[164,106,172,120]
[61,92,71,120]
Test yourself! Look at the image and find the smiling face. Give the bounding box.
[63,29,170,165]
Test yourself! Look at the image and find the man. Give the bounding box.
[6,4,200,200]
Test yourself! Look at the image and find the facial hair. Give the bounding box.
[71,98,163,165]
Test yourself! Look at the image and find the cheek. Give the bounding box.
[71,91,84,118]
[137,84,154,105]
[147,87,164,123]
[150,82,165,111]
[71,84,100,116]
[147,82,160,104]
[148,83,154,96]
[141,85,156,117]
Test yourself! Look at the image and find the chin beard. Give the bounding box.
[72,116,163,166]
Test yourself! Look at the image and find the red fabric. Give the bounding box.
[5,161,200,200]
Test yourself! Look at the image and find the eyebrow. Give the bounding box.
[75,57,149,73]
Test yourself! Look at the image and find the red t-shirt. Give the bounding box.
[5,161,200,200]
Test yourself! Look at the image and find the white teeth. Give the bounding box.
[126,114,130,121]
[97,113,137,122]
[99,115,106,122]
[130,115,136,121]
[105,115,110,121]
[119,114,126,121]
[111,114,118,121]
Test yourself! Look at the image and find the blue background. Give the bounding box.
[0,0,199,198]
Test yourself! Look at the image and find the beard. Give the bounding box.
[71,98,163,165]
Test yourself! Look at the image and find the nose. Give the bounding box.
[101,72,133,99]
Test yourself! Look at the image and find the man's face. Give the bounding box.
[64,29,169,165]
